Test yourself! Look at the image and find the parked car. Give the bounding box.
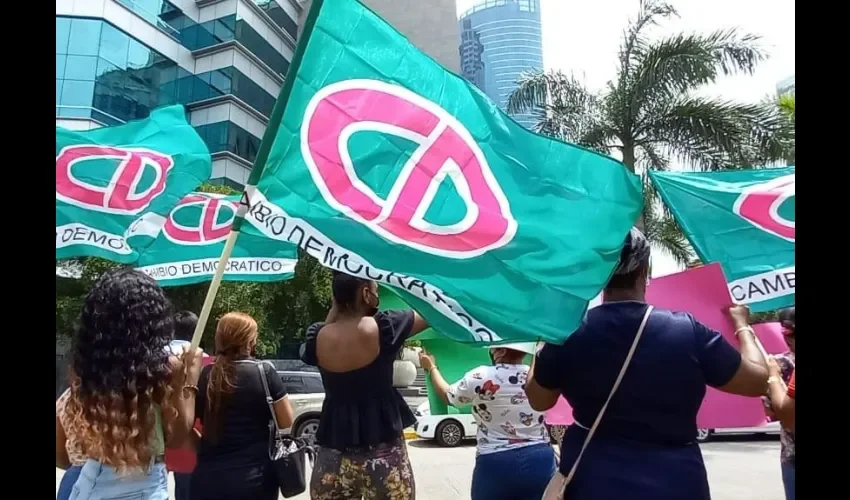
[696,420,780,442]
[412,401,477,447]
[414,401,780,446]
[277,370,324,443]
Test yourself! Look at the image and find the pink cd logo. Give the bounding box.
[163,194,238,245]
[301,79,517,259]
[56,145,174,215]
[732,174,795,242]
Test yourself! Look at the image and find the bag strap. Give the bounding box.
[561,305,654,490]
[257,361,282,432]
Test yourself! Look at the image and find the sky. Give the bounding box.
[456,0,795,276]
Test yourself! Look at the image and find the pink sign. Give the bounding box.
[647,263,787,429]
[545,264,789,429]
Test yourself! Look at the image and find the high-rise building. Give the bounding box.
[459,18,486,89]
[458,0,544,129]
[777,75,795,97]
[297,0,460,72]
[56,0,303,189]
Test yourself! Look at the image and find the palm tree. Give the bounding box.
[507,0,794,265]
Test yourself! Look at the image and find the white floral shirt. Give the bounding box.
[447,364,549,456]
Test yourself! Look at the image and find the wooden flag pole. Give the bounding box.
[189,229,240,351]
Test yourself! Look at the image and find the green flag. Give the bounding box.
[135,192,297,286]
[650,167,795,312]
[241,0,643,343]
[56,105,212,263]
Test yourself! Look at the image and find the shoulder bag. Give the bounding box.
[257,362,315,498]
[542,305,654,500]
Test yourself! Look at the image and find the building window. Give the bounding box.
[195,121,262,163]
[114,0,182,39]
[176,14,291,77]
[56,17,181,125]
[252,0,298,40]
[175,67,276,117]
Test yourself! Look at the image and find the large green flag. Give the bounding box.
[135,192,297,286]
[56,105,212,263]
[650,167,795,312]
[240,0,643,343]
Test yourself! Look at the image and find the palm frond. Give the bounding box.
[643,202,694,266]
[509,71,609,147]
[628,30,765,125]
[642,96,792,170]
[777,94,795,123]
[619,0,678,76]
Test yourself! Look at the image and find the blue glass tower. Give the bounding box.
[458,0,543,129]
[56,0,303,188]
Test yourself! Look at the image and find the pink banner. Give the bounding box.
[545,264,789,429]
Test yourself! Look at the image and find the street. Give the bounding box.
[55,436,784,500]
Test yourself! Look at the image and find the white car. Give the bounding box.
[696,420,780,442]
[413,401,780,446]
[413,401,477,447]
[277,371,325,443]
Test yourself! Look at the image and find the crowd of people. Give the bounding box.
[56,228,795,500]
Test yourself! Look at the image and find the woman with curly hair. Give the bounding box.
[57,268,202,500]
[190,312,294,500]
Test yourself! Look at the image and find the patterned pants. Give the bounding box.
[310,439,415,500]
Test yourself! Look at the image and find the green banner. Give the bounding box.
[650,167,795,312]
[56,106,211,263]
[135,193,297,286]
[241,0,643,343]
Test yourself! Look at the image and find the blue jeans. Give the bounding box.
[69,459,168,500]
[471,443,556,500]
[781,462,795,500]
[57,465,82,500]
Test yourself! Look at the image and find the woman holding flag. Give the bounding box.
[524,228,770,500]
[300,271,429,499]
[419,343,555,500]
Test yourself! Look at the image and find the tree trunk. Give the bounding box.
[621,144,645,232]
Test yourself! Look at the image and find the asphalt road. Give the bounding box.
[55,435,784,500]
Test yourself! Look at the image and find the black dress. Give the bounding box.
[190,359,287,500]
[300,310,417,450]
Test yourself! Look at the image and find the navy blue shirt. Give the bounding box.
[536,301,741,445]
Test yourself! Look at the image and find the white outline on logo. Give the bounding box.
[300,79,517,259]
[55,145,171,215]
[163,193,237,246]
[731,173,795,242]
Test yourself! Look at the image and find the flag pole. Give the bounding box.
[189,230,239,350]
[186,0,327,350]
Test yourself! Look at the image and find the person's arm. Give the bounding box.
[418,351,455,406]
[700,306,767,397]
[380,310,428,353]
[768,364,795,430]
[410,311,429,337]
[166,347,203,448]
[264,363,295,429]
[525,343,562,412]
[56,415,71,470]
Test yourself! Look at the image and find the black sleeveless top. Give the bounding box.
[300,310,417,450]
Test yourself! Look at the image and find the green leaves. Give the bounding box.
[507,0,794,261]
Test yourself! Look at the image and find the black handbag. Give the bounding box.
[258,362,314,498]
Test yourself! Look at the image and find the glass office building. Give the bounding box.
[56,0,302,188]
[458,0,543,129]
